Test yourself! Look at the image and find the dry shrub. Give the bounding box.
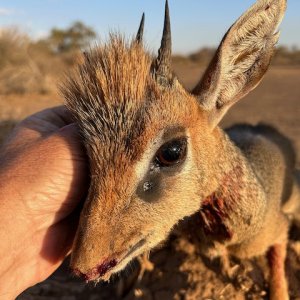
[273,46,300,66]
[188,47,215,66]
[174,47,300,67]
[0,28,64,95]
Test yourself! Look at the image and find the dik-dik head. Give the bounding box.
[62,0,286,282]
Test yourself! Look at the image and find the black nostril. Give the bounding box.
[72,258,118,282]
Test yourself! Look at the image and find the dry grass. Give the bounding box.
[173,46,300,69]
[0,28,47,94]
[0,28,78,95]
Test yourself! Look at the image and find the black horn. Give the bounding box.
[136,13,145,43]
[152,0,173,86]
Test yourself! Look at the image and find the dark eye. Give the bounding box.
[155,138,187,167]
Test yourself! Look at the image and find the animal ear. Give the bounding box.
[192,0,287,128]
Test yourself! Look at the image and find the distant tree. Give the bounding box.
[47,21,96,53]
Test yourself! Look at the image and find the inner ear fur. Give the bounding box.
[193,0,287,128]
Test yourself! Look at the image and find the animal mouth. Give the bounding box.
[73,238,147,282]
[123,238,146,260]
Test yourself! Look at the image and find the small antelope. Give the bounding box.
[62,0,299,299]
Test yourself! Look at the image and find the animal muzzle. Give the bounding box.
[72,258,118,282]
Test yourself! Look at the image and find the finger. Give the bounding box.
[49,123,89,218]
[57,123,81,138]
[40,210,80,264]
[46,106,74,126]
[7,106,75,146]
[22,105,74,130]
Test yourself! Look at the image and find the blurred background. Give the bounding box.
[0,1,299,143]
[1,1,300,299]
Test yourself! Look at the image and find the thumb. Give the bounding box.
[58,123,81,140]
[54,123,86,161]
[49,122,89,211]
[54,122,89,176]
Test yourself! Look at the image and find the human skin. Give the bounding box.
[0,106,88,299]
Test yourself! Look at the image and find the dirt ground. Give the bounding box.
[1,64,299,299]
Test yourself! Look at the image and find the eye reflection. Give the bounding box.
[155,138,187,167]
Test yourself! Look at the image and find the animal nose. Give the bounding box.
[72,258,118,282]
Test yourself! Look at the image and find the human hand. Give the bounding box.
[0,106,88,299]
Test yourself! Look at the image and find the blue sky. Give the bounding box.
[0,0,299,54]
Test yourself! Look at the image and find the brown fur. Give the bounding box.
[61,0,297,298]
